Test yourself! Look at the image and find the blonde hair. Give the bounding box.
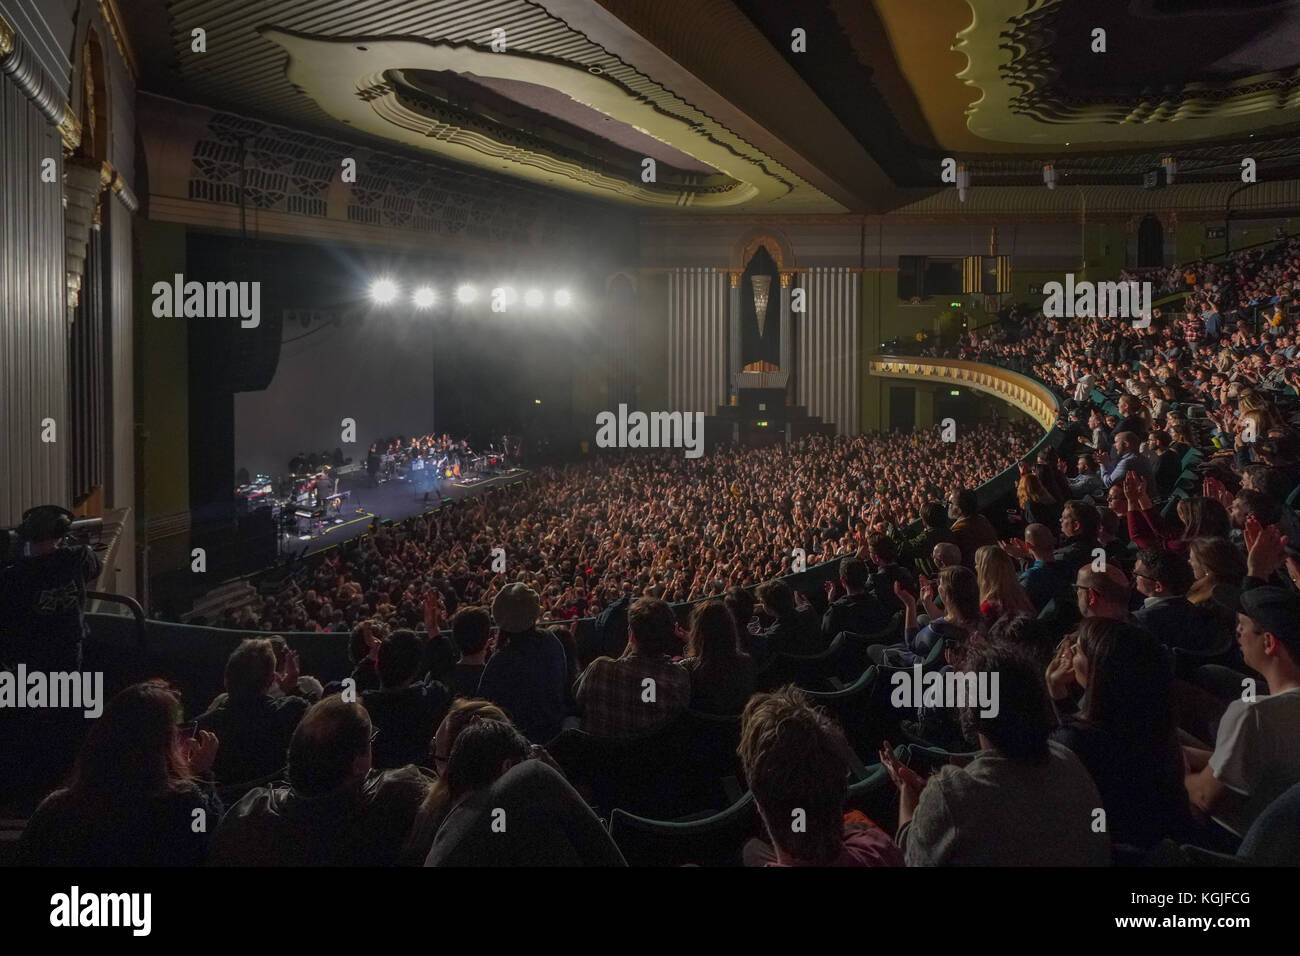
[400,698,511,864]
[975,545,1036,619]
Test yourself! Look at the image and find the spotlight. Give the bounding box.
[370,278,398,305]
[455,284,477,304]
[524,288,544,308]
[554,289,572,307]
[412,286,436,309]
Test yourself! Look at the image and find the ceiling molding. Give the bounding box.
[264,28,798,209]
[959,0,1300,145]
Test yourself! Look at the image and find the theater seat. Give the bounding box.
[0,819,26,867]
[608,791,759,867]
[803,666,883,761]
[1173,781,1300,867]
[834,613,903,681]
[547,716,732,819]
[756,633,846,692]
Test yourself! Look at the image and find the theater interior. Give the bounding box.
[2,0,1300,894]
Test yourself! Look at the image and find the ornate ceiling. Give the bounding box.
[119,0,1300,211]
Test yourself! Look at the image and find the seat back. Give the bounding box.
[608,791,759,867]
[547,715,727,818]
[756,633,846,692]
[804,666,883,761]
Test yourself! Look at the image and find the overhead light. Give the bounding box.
[524,288,544,308]
[455,284,477,304]
[1162,156,1177,185]
[1043,163,1057,190]
[370,278,398,305]
[554,289,572,307]
[412,286,436,309]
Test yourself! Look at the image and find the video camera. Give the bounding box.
[0,505,103,566]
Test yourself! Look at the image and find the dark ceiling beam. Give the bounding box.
[541,0,909,212]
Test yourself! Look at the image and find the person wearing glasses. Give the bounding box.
[1073,564,1134,623]
[212,696,431,866]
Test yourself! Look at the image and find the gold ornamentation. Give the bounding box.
[0,13,15,58]
[729,273,741,288]
[59,104,83,153]
[779,272,792,288]
[95,0,139,79]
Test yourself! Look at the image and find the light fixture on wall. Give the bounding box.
[956,163,970,202]
[751,275,771,336]
[1043,164,1057,190]
[1162,156,1177,185]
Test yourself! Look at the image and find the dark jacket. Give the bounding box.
[822,592,893,638]
[196,692,310,786]
[212,766,432,866]
[362,678,451,769]
[476,627,569,743]
[424,760,625,867]
[20,784,218,866]
[1133,598,1230,657]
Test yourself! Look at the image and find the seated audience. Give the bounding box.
[213,696,432,866]
[741,686,903,867]
[423,717,626,866]
[20,682,220,866]
[401,698,511,864]
[1046,619,1193,849]
[476,583,569,743]
[887,644,1111,865]
[195,637,311,786]
[822,556,893,638]
[448,605,491,698]
[575,596,690,736]
[1183,587,1300,839]
[678,599,756,716]
[362,631,451,770]
[1132,548,1227,656]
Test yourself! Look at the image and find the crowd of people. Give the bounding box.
[11,234,1300,867]
[223,422,1037,635]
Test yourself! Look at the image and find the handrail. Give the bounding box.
[86,590,147,649]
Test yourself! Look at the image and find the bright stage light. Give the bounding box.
[412,286,436,308]
[553,288,572,307]
[370,278,398,305]
[524,289,544,308]
[455,284,478,304]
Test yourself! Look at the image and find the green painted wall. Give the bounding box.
[134,220,191,575]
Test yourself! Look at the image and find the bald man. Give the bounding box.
[1018,524,1072,612]
[1098,430,1153,489]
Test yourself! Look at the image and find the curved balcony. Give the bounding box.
[868,355,1061,432]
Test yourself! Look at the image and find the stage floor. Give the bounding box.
[285,467,530,558]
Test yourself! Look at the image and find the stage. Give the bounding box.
[281,466,530,558]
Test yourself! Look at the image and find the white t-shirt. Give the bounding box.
[1208,686,1300,836]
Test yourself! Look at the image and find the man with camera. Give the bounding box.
[0,505,102,672]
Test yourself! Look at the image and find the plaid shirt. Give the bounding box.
[575,652,691,738]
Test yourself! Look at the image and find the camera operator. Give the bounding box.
[0,506,103,672]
